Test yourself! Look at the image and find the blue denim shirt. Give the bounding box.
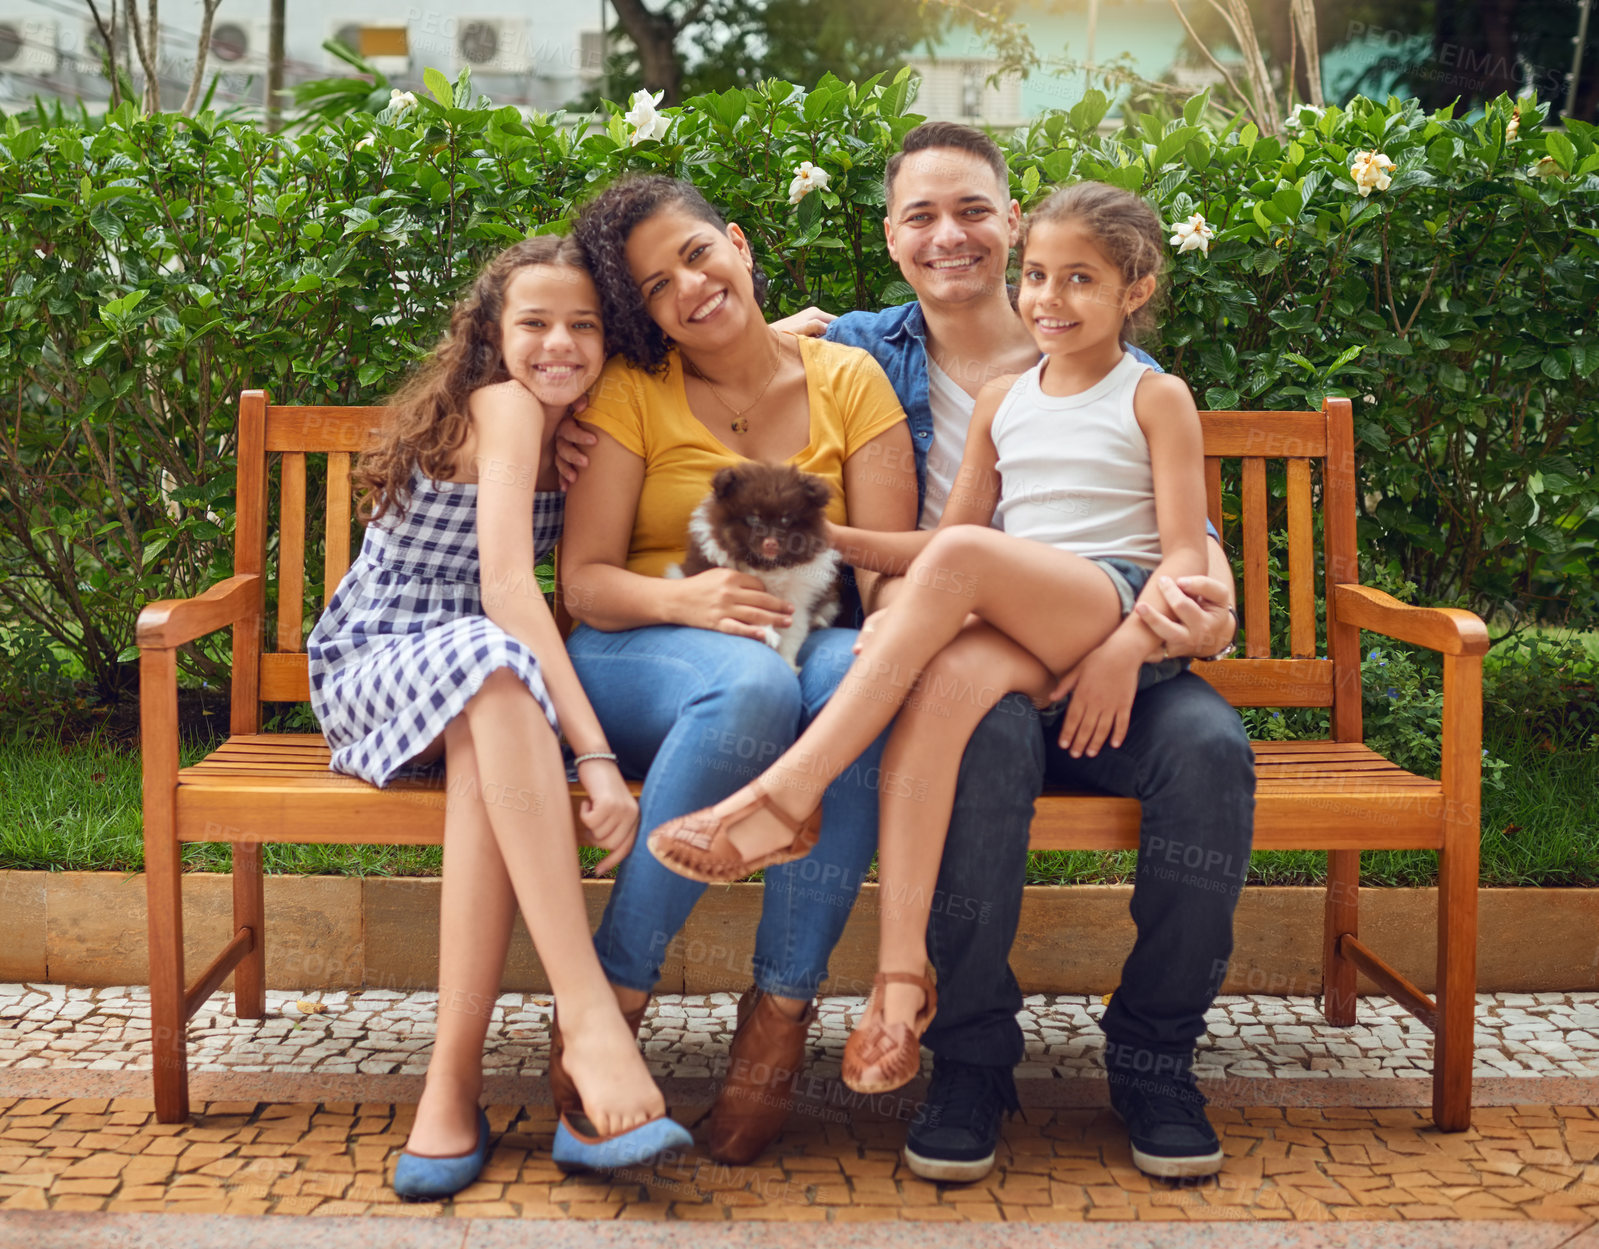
[825,301,1212,538]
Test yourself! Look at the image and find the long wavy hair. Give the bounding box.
[355,235,588,522]
[572,175,767,375]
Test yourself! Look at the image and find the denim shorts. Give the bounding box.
[1038,557,1189,718]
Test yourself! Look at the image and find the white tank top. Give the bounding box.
[991,351,1160,569]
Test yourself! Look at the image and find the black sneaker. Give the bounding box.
[902,1059,1020,1183]
[1107,1069,1224,1179]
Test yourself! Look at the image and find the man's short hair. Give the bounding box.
[884,121,1010,210]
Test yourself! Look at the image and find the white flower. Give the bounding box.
[1283,104,1325,131]
[625,90,671,145]
[388,89,418,115]
[1168,212,1214,256]
[1348,149,1396,196]
[1505,108,1520,143]
[786,161,830,205]
[1532,154,1565,179]
[355,134,376,151]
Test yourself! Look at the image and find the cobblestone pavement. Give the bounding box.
[0,986,1597,1230]
[2,986,1596,1083]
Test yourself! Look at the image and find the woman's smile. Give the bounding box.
[688,289,728,322]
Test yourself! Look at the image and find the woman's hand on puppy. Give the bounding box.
[577,758,639,876]
[670,568,794,640]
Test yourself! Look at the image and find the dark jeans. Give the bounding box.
[922,670,1256,1075]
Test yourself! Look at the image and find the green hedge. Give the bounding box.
[2,72,1597,696]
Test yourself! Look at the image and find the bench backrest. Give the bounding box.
[229,390,1361,743]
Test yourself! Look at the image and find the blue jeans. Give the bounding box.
[922,670,1255,1074]
[565,623,887,1000]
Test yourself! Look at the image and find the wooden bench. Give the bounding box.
[138,389,1487,1128]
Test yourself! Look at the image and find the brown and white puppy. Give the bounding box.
[667,463,841,668]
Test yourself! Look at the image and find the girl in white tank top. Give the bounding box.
[644,184,1211,1095]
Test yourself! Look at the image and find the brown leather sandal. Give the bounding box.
[646,787,821,884]
[841,971,937,1096]
[547,999,650,1119]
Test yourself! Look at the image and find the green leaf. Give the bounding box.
[1325,344,1363,376]
[423,67,454,108]
[1541,348,1572,380]
[88,204,124,240]
[1545,130,1576,173]
[1182,87,1211,126]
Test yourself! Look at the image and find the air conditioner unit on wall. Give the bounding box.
[208,20,263,69]
[0,19,60,74]
[327,20,410,75]
[905,59,1023,127]
[454,17,531,76]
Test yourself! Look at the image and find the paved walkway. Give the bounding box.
[1,986,1598,1242]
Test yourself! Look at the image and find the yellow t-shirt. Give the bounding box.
[578,335,907,578]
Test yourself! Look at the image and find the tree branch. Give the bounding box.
[180,0,224,116]
[1166,0,1252,120]
[124,0,161,111]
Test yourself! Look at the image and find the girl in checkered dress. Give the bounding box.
[308,237,687,1191]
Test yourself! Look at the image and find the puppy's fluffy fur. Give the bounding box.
[666,463,841,667]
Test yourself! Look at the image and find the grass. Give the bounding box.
[1,708,1594,887]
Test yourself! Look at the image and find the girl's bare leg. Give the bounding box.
[870,624,1055,1041]
[444,670,664,1138]
[406,736,519,1156]
[707,527,1123,858]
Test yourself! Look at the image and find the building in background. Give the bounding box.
[1,0,1211,124]
[906,0,1190,129]
[0,0,608,113]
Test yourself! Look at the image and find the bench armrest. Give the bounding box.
[1333,584,1489,656]
[137,574,261,649]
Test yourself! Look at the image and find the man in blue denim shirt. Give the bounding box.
[823,122,1256,1182]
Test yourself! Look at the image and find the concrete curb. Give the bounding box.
[2,872,1596,995]
[0,1210,1590,1248]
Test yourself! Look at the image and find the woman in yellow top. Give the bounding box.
[562,175,917,1165]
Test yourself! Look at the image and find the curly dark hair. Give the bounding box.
[573,175,767,375]
[355,235,589,522]
[1017,181,1167,347]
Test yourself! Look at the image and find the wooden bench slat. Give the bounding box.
[277,454,306,653]
[1241,457,1269,657]
[260,653,310,702]
[265,407,388,452]
[1287,458,1316,658]
[1197,411,1328,456]
[1204,456,1223,542]
[324,452,353,607]
[1193,658,1331,706]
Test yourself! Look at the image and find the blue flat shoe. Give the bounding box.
[552,1110,693,1172]
[392,1108,491,1202]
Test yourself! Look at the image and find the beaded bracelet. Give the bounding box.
[571,751,618,767]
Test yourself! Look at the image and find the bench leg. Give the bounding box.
[232,843,266,1019]
[1432,840,1476,1131]
[147,849,189,1123]
[1433,652,1481,1131]
[142,646,190,1124]
[1322,849,1360,1026]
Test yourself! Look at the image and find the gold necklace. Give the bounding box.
[686,335,784,435]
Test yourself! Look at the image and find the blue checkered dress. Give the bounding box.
[307,471,565,787]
